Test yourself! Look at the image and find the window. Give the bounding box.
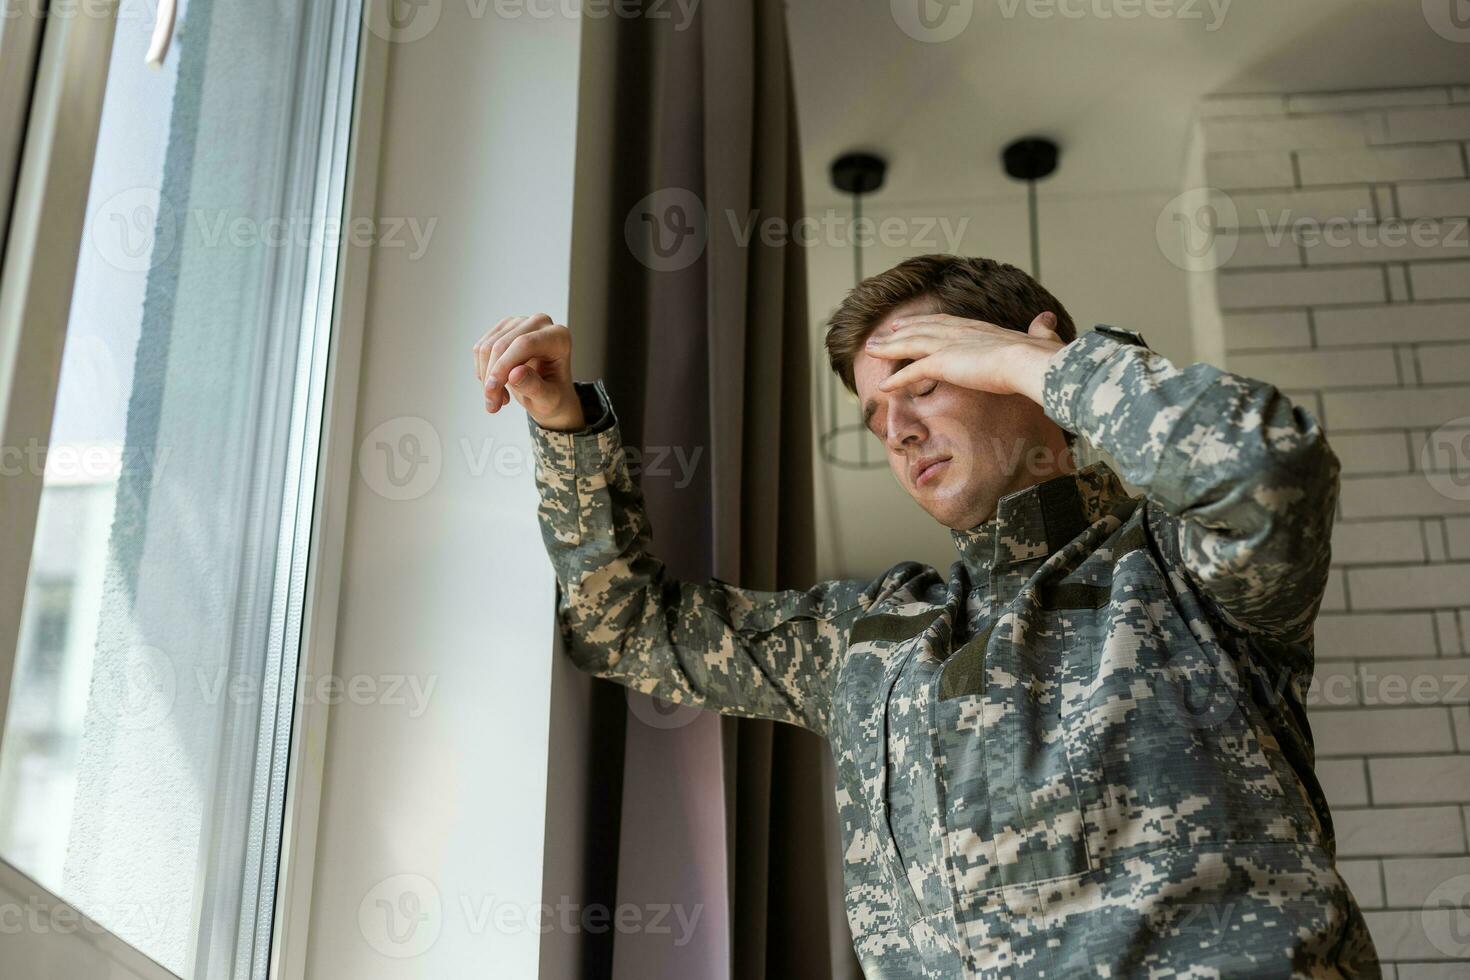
[0,0,363,976]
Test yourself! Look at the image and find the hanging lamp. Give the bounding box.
[818,140,1061,468]
[818,151,889,469]
[1001,136,1060,279]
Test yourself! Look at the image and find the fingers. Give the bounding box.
[864,329,942,361]
[505,360,549,408]
[887,313,981,332]
[481,314,555,411]
[877,357,937,392]
[475,315,525,390]
[489,329,558,388]
[486,316,554,381]
[474,316,517,382]
[474,312,550,382]
[888,313,1012,338]
[486,324,569,413]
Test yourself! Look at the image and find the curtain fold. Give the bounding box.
[574,1,861,977]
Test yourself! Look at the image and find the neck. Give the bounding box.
[948,459,1131,581]
[950,436,1079,531]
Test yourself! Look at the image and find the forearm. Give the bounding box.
[1038,326,1334,513]
[526,381,864,732]
[1038,326,1340,640]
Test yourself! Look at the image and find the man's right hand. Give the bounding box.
[473,314,585,431]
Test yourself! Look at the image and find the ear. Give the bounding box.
[1027,311,1061,343]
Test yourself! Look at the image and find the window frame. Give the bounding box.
[0,0,46,259]
[264,5,392,980]
[0,2,391,978]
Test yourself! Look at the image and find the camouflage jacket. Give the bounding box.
[527,324,1381,978]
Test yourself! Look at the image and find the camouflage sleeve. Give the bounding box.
[527,380,871,736]
[1041,325,1341,644]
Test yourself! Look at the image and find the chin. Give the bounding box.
[916,485,991,530]
[917,495,967,529]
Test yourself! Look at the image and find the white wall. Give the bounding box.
[1200,84,1470,976]
[302,6,583,978]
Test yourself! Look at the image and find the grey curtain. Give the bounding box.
[556,1,860,977]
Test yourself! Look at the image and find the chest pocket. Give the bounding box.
[1052,509,1302,866]
[830,611,943,936]
[934,587,1094,889]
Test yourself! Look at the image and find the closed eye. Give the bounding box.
[867,382,936,440]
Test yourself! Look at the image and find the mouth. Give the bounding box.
[911,456,951,488]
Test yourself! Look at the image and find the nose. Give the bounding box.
[884,398,925,452]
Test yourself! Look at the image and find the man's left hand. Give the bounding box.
[864,311,1066,405]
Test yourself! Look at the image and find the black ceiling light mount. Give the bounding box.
[830,152,887,196]
[819,151,889,470]
[1002,137,1059,182]
[1002,136,1060,280]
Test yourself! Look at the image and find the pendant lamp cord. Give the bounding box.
[1027,178,1040,281]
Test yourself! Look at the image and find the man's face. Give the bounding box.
[850,297,1071,531]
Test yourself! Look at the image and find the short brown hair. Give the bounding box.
[825,254,1078,394]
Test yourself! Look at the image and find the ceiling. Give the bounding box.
[787,0,1470,209]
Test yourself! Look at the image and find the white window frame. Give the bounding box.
[0,2,392,978]
[267,7,391,980]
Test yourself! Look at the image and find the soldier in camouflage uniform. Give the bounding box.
[474,254,1379,978]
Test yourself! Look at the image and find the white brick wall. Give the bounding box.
[1202,84,1470,975]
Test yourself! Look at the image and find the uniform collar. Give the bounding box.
[949,460,1133,579]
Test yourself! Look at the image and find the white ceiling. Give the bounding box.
[788,0,1470,208]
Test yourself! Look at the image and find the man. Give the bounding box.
[473,254,1379,977]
